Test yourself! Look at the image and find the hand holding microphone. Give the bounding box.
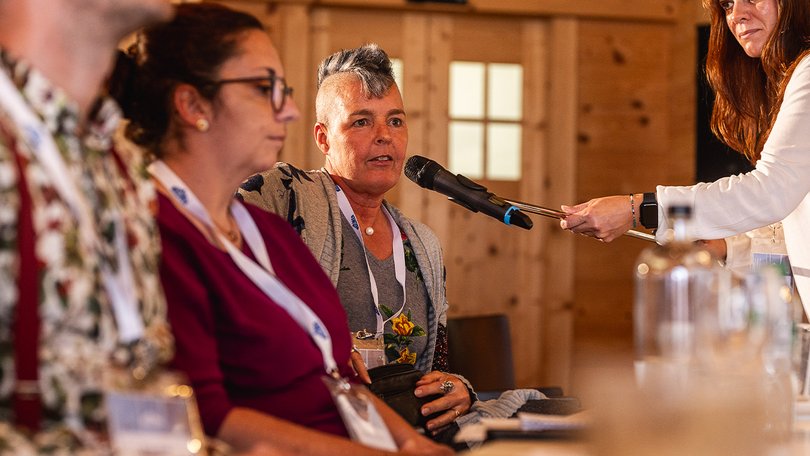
[404,155,533,230]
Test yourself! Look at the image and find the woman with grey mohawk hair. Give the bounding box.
[241,43,477,435]
[316,43,395,96]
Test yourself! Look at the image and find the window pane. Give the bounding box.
[488,64,523,121]
[449,121,484,179]
[487,123,522,180]
[391,58,404,94]
[449,62,485,119]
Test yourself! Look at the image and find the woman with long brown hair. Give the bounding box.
[561,0,810,312]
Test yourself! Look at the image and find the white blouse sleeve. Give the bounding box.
[656,54,810,241]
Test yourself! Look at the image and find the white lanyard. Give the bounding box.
[149,161,339,375]
[333,182,407,337]
[0,68,144,343]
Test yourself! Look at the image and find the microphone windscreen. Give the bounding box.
[404,155,441,189]
[404,155,428,183]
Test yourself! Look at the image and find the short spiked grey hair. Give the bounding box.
[316,43,396,98]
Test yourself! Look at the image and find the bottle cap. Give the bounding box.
[667,205,692,218]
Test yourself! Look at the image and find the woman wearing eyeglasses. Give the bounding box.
[111,3,451,456]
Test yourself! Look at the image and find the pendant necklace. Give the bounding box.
[223,228,240,243]
[364,210,381,236]
[216,215,241,245]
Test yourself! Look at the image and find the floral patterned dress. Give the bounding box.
[0,50,172,454]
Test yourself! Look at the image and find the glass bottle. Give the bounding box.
[755,266,796,441]
[631,205,791,450]
[633,204,718,394]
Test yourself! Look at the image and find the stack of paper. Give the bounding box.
[518,410,592,431]
[453,411,591,444]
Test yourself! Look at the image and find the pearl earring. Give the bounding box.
[195,118,209,132]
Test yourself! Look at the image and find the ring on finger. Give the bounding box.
[439,379,455,395]
[452,408,461,418]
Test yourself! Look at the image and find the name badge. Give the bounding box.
[354,331,386,369]
[105,369,208,456]
[322,376,396,451]
[752,234,793,292]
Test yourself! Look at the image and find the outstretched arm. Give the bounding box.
[560,194,640,242]
[219,404,452,456]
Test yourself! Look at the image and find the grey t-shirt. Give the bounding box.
[336,216,430,365]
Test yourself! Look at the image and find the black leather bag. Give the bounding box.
[367,363,442,429]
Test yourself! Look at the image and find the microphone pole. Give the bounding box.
[504,198,656,243]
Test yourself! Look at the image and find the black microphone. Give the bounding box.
[404,155,533,230]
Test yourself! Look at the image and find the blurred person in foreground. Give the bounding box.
[112,4,452,455]
[560,0,810,314]
[0,0,175,452]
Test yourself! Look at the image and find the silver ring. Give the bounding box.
[453,408,461,418]
[439,379,455,395]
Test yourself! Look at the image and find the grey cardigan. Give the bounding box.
[239,163,448,374]
[243,166,591,421]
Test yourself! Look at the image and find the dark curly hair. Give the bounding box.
[109,2,263,156]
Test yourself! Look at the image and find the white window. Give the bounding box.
[391,58,404,94]
[448,61,523,181]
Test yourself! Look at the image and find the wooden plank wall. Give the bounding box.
[567,1,700,391]
[543,17,578,391]
[213,0,700,393]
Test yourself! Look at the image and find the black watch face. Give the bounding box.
[640,204,656,229]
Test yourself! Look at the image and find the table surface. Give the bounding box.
[463,415,810,455]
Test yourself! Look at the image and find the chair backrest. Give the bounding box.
[447,314,515,391]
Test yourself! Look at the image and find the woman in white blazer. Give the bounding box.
[561,0,810,314]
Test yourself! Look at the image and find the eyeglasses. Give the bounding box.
[207,69,293,113]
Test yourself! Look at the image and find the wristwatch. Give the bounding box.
[639,192,658,229]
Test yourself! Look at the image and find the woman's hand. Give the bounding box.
[695,239,727,261]
[349,350,371,384]
[560,195,637,242]
[398,435,454,455]
[414,371,472,433]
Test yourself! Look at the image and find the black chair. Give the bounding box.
[447,314,567,401]
[447,314,516,399]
